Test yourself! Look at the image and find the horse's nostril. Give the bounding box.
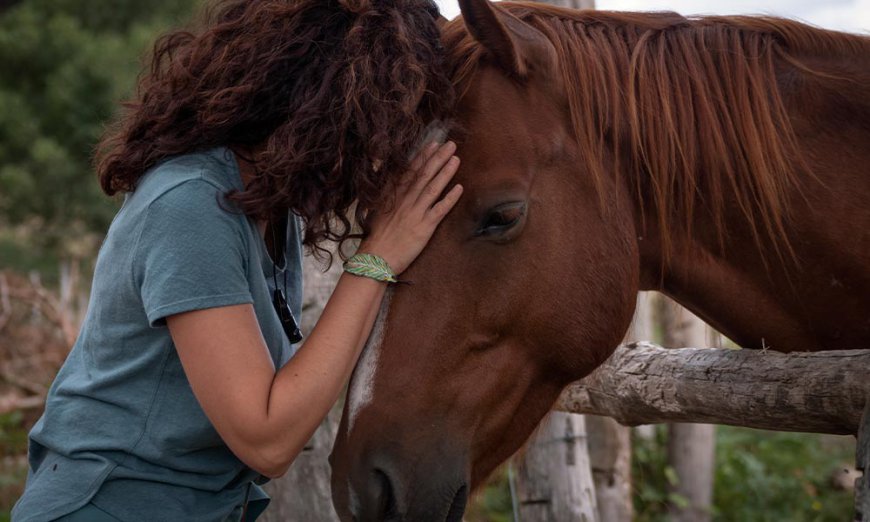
[374,468,399,519]
[445,483,468,522]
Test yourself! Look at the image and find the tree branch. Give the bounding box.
[0,368,47,396]
[0,393,44,415]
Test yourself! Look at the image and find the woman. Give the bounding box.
[12,1,461,520]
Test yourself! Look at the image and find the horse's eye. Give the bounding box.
[476,202,526,237]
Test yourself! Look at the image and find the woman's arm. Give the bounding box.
[166,141,462,478]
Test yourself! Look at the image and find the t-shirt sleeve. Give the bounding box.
[132,179,254,327]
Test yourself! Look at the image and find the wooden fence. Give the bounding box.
[557,343,870,519]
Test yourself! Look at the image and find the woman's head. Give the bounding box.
[96,0,454,256]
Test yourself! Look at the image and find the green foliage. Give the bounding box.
[0,234,59,279]
[0,0,199,256]
[24,0,199,34]
[466,466,514,522]
[0,412,27,457]
[714,427,854,521]
[633,425,856,521]
[0,412,29,521]
[467,425,855,520]
[633,425,676,520]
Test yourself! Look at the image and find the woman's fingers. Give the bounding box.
[397,141,440,192]
[417,154,460,208]
[411,141,456,198]
[428,183,464,221]
[410,141,440,173]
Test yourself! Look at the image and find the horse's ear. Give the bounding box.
[457,0,554,78]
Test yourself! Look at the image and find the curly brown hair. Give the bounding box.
[96,0,454,257]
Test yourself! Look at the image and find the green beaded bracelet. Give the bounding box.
[343,253,398,283]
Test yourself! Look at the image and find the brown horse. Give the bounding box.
[329,0,870,519]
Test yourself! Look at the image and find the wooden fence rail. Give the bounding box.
[557,342,869,435]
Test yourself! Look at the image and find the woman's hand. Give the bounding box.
[360,141,463,274]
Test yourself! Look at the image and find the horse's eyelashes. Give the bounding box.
[476,202,527,237]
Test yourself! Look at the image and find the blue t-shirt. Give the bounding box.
[12,147,304,522]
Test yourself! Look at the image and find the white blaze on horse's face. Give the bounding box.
[345,122,447,435]
[346,287,394,435]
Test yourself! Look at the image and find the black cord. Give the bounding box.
[240,482,251,521]
[270,217,282,293]
[270,215,290,298]
[269,214,303,344]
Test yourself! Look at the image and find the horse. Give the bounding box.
[329,0,870,519]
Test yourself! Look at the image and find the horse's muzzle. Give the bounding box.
[330,437,469,522]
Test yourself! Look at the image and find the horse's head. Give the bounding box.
[330,1,639,519]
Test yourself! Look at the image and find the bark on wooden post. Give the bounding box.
[667,424,715,521]
[261,255,342,522]
[632,292,656,440]
[515,412,599,521]
[658,298,715,522]
[585,415,633,521]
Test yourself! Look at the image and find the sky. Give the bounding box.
[434,0,870,33]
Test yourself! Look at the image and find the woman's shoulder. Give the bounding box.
[128,147,244,209]
[109,147,251,257]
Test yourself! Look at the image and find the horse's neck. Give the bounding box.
[635,51,870,352]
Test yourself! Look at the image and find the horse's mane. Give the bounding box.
[443,3,870,261]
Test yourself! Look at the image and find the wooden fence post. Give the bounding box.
[586,415,633,521]
[657,298,716,522]
[515,412,599,521]
[632,292,656,441]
